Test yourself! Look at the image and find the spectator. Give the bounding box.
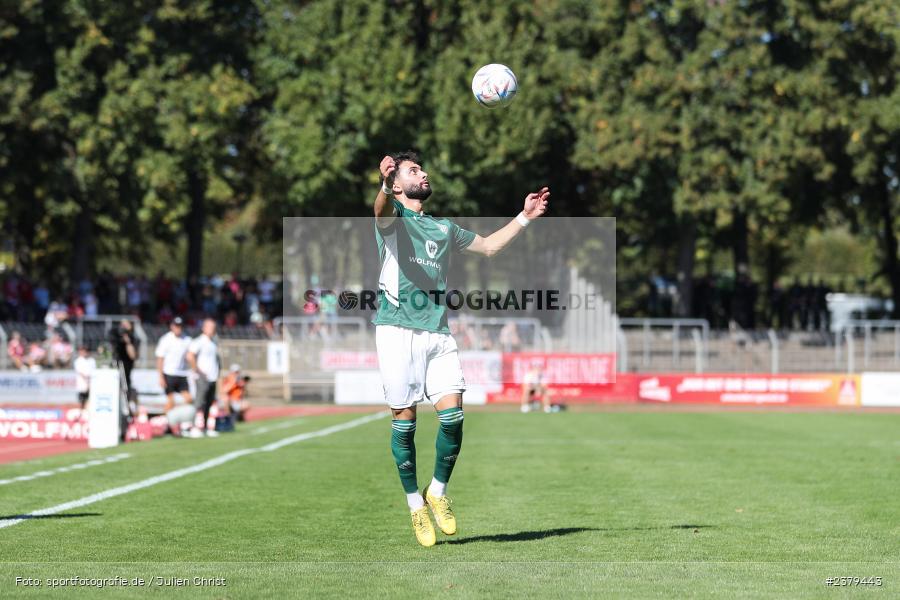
[155,271,173,308]
[221,364,249,422]
[47,333,73,368]
[124,275,139,312]
[66,294,85,320]
[814,279,831,331]
[521,366,552,413]
[201,284,217,316]
[8,331,26,370]
[73,345,96,414]
[155,316,194,427]
[19,277,34,321]
[498,321,522,352]
[186,317,221,438]
[302,296,318,315]
[27,341,46,370]
[45,298,68,328]
[223,309,239,327]
[83,291,99,317]
[33,280,50,322]
[4,273,21,320]
[259,278,276,314]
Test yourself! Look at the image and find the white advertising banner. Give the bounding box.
[88,368,121,448]
[861,372,900,407]
[267,342,288,374]
[0,371,78,404]
[334,370,383,405]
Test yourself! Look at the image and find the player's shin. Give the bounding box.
[432,407,464,495]
[391,419,421,509]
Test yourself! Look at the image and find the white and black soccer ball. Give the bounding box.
[471,63,518,108]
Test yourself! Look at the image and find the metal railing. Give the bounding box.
[835,319,900,373]
[273,315,368,351]
[767,329,779,374]
[618,318,709,373]
[450,316,550,352]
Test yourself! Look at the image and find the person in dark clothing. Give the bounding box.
[110,319,140,394]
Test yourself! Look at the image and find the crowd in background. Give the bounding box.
[1,271,282,370]
[645,274,873,331]
[0,271,282,329]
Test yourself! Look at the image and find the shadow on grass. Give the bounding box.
[0,512,101,520]
[442,525,715,545]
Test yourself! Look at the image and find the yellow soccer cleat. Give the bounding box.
[410,506,436,547]
[423,487,457,536]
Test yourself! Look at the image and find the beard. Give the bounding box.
[405,182,432,201]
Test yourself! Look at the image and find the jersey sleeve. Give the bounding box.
[188,337,201,355]
[376,199,403,231]
[451,221,477,252]
[154,334,169,358]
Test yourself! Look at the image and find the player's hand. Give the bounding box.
[380,156,396,187]
[523,187,550,219]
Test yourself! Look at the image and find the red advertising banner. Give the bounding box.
[636,374,861,406]
[320,351,379,370]
[486,375,638,404]
[0,418,88,440]
[502,353,616,385]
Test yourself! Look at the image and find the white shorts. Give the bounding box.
[375,325,466,409]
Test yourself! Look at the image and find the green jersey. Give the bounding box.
[373,198,477,333]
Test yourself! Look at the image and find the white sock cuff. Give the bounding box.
[429,477,447,497]
[407,492,425,511]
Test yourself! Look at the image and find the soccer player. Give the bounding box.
[374,151,549,546]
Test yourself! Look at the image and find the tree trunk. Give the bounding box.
[71,200,93,284]
[732,209,749,277]
[675,218,696,317]
[877,179,900,318]
[185,169,206,280]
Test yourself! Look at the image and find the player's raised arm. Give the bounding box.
[465,187,549,257]
[374,155,398,228]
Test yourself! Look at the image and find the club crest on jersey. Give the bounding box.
[436,223,448,234]
[425,240,438,259]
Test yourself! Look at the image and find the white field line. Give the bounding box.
[249,418,306,435]
[0,453,132,486]
[0,411,388,530]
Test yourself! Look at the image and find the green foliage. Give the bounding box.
[0,0,898,316]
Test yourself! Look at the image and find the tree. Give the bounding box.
[569,1,840,322]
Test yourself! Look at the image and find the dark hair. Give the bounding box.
[391,150,421,169]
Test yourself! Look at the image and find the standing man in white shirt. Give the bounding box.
[73,345,96,415]
[187,317,220,437]
[155,317,193,414]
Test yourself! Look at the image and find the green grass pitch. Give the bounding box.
[1,408,898,598]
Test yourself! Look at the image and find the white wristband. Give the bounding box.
[516,212,531,227]
[381,182,392,195]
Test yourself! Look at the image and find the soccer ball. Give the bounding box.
[471,64,518,108]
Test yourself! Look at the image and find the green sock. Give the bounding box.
[391,419,418,494]
[434,407,464,484]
